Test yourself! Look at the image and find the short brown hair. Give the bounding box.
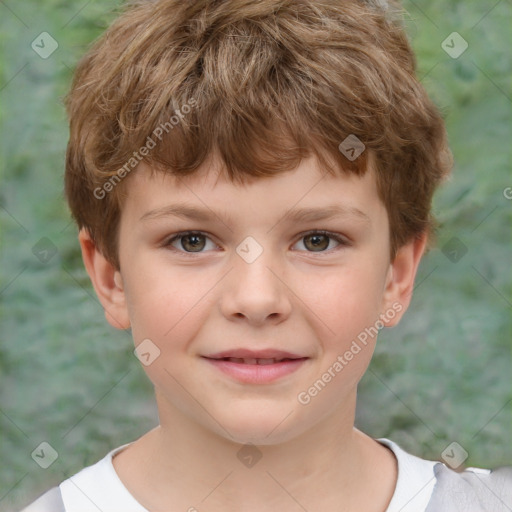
[65,0,452,268]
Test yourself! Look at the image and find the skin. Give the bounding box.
[80,153,426,512]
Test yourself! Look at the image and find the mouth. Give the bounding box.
[211,356,304,365]
[202,350,309,383]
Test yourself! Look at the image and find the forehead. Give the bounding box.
[121,154,384,226]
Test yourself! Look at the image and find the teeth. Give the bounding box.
[225,357,289,365]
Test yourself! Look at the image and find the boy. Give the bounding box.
[22,0,512,510]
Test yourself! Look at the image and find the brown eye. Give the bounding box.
[303,234,331,251]
[165,232,215,253]
[292,231,347,253]
[180,233,206,252]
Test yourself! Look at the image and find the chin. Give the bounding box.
[211,404,308,447]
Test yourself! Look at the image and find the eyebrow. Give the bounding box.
[139,203,370,225]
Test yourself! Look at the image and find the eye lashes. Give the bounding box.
[163,230,350,255]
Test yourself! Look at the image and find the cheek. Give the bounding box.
[292,267,386,413]
[299,262,386,344]
[123,263,216,394]
[122,257,220,347]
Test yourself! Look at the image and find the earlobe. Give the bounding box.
[381,232,427,327]
[78,229,131,330]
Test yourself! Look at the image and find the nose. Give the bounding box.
[219,246,292,326]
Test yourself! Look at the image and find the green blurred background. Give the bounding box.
[0,0,510,509]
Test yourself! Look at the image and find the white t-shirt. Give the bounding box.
[57,438,437,512]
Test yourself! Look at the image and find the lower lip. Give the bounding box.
[203,358,308,384]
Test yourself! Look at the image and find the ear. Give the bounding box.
[380,232,427,327]
[78,229,130,330]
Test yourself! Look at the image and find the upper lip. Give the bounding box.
[203,349,307,360]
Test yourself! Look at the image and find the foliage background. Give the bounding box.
[0,0,510,509]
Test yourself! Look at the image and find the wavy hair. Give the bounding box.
[65,0,452,267]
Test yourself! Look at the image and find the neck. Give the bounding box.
[113,391,397,512]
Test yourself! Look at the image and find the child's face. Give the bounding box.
[83,154,424,445]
